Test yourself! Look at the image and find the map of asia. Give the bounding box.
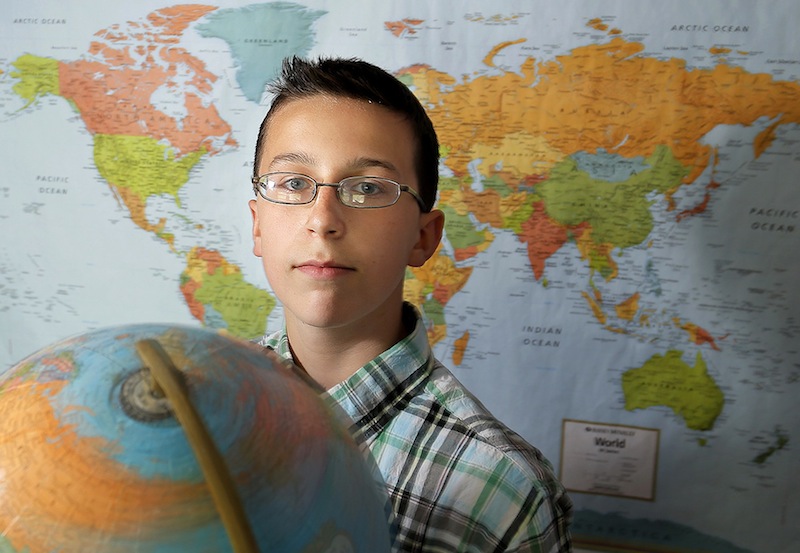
[0,1,797,552]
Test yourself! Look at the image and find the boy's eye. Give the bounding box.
[350,179,386,196]
[280,176,313,191]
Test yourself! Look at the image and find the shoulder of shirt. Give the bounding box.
[258,324,557,483]
[421,357,559,486]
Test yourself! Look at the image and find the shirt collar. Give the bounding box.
[263,303,434,439]
[325,303,434,442]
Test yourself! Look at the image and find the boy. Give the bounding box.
[249,56,572,552]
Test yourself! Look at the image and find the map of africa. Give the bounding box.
[0,2,797,552]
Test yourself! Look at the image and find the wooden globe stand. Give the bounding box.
[135,339,258,553]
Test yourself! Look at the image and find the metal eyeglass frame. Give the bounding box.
[252,172,428,211]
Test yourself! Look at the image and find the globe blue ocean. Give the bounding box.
[0,324,392,552]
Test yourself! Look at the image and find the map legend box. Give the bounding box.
[560,420,660,501]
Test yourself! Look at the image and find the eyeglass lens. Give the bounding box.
[258,174,403,208]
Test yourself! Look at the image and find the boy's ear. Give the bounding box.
[248,199,263,258]
[408,209,445,267]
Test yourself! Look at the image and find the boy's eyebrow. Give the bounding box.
[267,153,399,175]
[347,157,399,174]
[267,152,315,168]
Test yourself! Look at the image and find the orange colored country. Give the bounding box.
[0,381,213,548]
[57,41,232,156]
[518,202,580,280]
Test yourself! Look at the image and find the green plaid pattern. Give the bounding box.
[259,304,572,552]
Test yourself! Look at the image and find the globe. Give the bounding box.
[0,324,392,552]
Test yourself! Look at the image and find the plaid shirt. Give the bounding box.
[259,304,572,552]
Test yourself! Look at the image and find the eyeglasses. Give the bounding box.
[252,172,427,210]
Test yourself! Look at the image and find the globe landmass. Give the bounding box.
[0,324,391,553]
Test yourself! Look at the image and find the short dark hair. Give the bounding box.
[253,56,439,212]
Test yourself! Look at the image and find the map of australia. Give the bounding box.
[622,349,724,430]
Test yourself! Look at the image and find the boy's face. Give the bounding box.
[249,95,443,334]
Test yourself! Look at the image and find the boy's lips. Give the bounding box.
[294,260,355,278]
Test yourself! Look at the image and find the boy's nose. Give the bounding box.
[305,185,346,236]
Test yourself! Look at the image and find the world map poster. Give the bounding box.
[0,1,797,552]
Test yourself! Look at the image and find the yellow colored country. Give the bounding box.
[621,350,724,431]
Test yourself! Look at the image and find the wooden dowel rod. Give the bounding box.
[135,339,258,553]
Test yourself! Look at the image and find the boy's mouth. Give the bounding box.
[295,260,355,278]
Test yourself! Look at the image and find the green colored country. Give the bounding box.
[482,173,516,198]
[621,350,724,431]
[421,296,445,328]
[752,427,789,464]
[94,134,204,202]
[440,203,493,252]
[501,198,535,235]
[9,54,60,108]
[0,534,22,553]
[538,145,690,247]
[438,176,458,192]
[188,269,275,339]
[196,2,327,102]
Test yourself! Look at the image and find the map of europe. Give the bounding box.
[0,2,797,552]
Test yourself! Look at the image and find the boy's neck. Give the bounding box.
[285,308,409,390]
